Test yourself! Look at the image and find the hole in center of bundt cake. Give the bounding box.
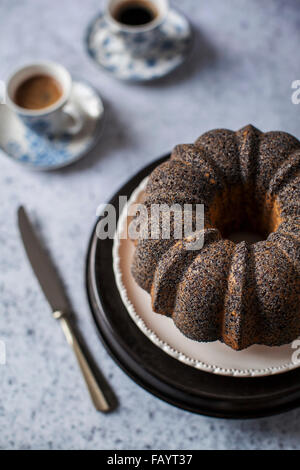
[227,231,264,244]
[206,184,283,242]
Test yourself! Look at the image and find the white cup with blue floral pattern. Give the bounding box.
[6,62,83,136]
[105,0,169,57]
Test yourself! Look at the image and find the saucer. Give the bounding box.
[85,9,193,82]
[0,80,104,170]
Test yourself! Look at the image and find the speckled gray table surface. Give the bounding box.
[1,0,300,450]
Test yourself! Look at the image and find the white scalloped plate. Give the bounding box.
[113,177,300,378]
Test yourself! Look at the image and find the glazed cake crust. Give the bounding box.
[131,125,300,351]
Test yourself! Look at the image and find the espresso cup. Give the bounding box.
[105,0,169,57]
[6,62,83,136]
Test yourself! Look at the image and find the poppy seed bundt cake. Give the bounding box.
[131,125,300,351]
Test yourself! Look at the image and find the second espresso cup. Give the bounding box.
[6,62,83,136]
[105,0,169,56]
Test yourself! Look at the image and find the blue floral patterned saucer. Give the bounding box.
[0,81,104,170]
[85,9,193,82]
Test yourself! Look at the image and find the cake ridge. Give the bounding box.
[267,149,300,196]
[222,241,260,350]
[171,142,228,193]
[268,239,300,275]
[195,129,241,186]
[172,238,235,344]
[256,130,300,195]
[236,124,261,189]
[151,229,219,316]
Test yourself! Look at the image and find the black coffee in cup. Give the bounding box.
[113,0,158,26]
[14,75,62,110]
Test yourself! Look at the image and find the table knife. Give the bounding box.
[18,206,111,412]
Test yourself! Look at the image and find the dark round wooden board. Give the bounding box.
[86,155,300,419]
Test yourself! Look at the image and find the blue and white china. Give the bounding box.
[105,0,169,57]
[86,6,193,82]
[0,80,104,170]
[6,62,84,136]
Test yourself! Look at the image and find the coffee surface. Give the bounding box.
[114,0,157,26]
[15,75,62,110]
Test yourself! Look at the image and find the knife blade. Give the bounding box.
[18,206,112,412]
[18,206,71,314]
